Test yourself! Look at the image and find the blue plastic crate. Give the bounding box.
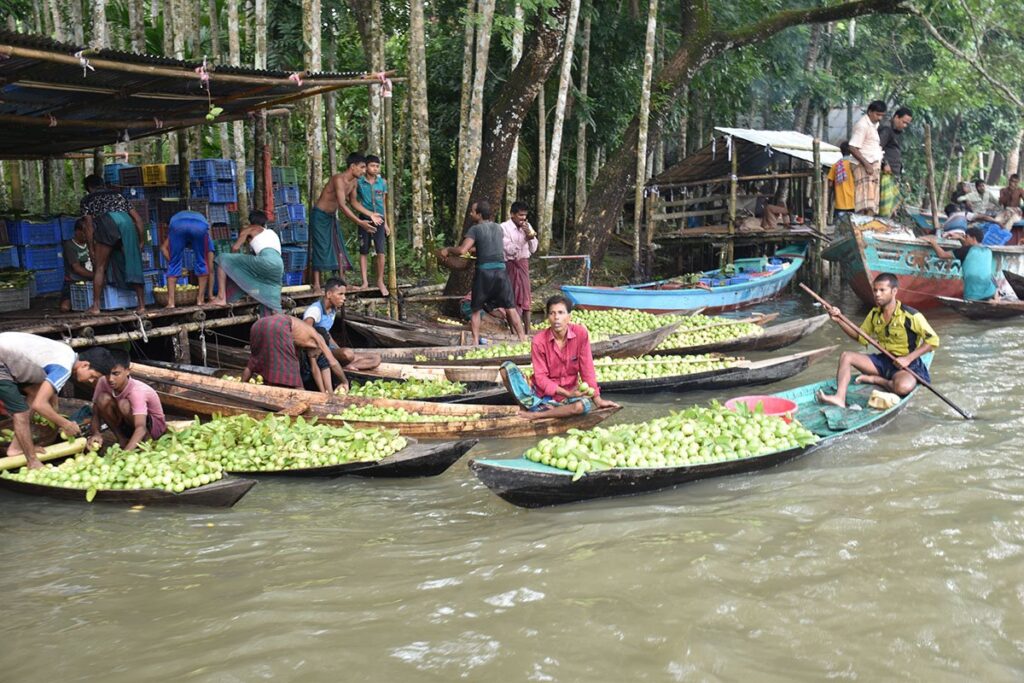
[152,186,182,199]
[59,216,77,241]
[208,203,231,225]
[18,245,62,270]
[278,224,309,245]
[981,222,1012,246]
[103,163,131,184]
[9,219,61,245]
[0,246,19,269]
[245,169,254,192]
[281,246,308,272]
[191,180,237,203]
[190,159,236,181]
[70,281,154,311]
[273,186,300,205]
[143,268,164,288]
[283,204,307,222]
[121,186,146,201]
[282,271,305,286]
[33,268,64,294]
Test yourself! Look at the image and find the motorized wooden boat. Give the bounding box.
[560,247,805,313]
[936,295,1024,320]
[355,321,683,366]
[225,439,479,478]
[131,363,621,440]
[655,314,828,355]
[824,215,1024,309]
[469,357,928,508]
[0,475,256,507]
[1003,270,1024,300]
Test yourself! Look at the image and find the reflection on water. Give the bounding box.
[3,293,1024,681]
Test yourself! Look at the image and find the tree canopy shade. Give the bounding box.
[0,30,391,158]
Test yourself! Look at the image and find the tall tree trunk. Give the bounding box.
[48,0,65,42]
[575,0,908,268]
[325,41,339,176]
[537,88,547,231]
[1007,125,1023,178]
[347,0,385,154]
[251,0,268,212]
[228,0,250,217]
[129,0,145,51]
[455,0,476,226]
[408,0,434,254]
[456,0,496,224]
[574,0,592,227]
[505,0,525,216]
[633,0,657,278]
[791,24,823,133]
[304,0,324,204]
[69,0,85,43]
[443,0,573,297]
[539,0,581,254]
[208,0,232,163]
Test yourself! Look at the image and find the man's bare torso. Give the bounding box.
[315,172,358,214]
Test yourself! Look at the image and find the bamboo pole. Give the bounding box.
[657,171,814,190]
[66,314,258,348]
[384,83,399,319]
[924,124,940,233]
[727,145,738,265]
[8,160,23,210]
[811,138,823,290]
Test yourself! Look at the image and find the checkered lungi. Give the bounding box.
[853,161,881,214]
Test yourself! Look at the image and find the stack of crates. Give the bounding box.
[10,218,63,296]
[271,166,307,285]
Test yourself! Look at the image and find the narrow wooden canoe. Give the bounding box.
[225,439,479,478]
[0,475,256,507]
[936,295,1024,320]
[468,356,927,508]
[655,315,829,356]
[132,363,620,440]
[1003,270,1024,300]
[354,321,683,366]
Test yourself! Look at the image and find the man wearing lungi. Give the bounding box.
[500,201,539,331]
[848,100,887,215]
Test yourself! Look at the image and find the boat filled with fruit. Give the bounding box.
[469,356,929,507]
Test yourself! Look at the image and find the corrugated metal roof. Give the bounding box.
[0,30,389,157]
[649,127,841,188]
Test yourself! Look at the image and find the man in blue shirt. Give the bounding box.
[300,278,380,392]
[353,154,390,296]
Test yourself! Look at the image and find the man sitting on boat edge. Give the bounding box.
[501,294,619,420]
[817,273,939,408]
[923,228,1000,302]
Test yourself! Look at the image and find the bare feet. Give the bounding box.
[209,296,227,306]
[517,409,539,420]
[360,280,370,290]
[816,389,846,408]
[86,306,100,315]
[164,303,175,309]
[378,282,389,297]
[855,374,886,387]
[135,305,146,313]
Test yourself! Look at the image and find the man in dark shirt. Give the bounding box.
[79,174,148,314]
[877,107,912,176]
[442,200,527,345]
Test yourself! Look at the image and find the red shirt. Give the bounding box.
[531,323,600,400]
[247,314,302,388]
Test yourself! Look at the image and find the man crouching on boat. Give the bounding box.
[501,294,619,419]
[818,272,939,408]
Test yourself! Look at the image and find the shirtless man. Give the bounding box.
[311,152,384,294]
[242,314,345,394]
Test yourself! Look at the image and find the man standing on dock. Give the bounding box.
[817,273,939,408]
[847,101,887,216]
[79,175,148,314]
[441,200,527,346]
[877,107,913,217]
[501,201,538,331]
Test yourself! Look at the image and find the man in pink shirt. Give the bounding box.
[502,295,618,419]
[88,349,166,452]
[501,201,539,330]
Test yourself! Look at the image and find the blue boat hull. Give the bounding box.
[562,254,804,313]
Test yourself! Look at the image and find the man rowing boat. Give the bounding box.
[817,273,939,408]
[501,294,618,419]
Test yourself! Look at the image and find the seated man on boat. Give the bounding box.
[244,314,343,394]
[502,295,619,420]
[302,278,380,386]
[817,273,939,408]
[88,349,166,452]
[0,339,113,467]
[210,210,284,314]
[923,228,1000,302]
[440,200,527,345]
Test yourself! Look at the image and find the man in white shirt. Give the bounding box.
[500,201,539,331]
[957,179,1000,216]
[848,100,887,215]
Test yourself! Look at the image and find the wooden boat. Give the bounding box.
[225,439,479,478]
[560,246,805,313]
[936,295,1024,320]
[1003,270,1024,300]
[0,475,256,507]
[131,363,621,440]
[355,321,683,366]
[469,356,928,508]
[655,314,828,356]
[823,215,1024,309]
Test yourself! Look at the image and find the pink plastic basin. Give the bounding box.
[724,395,798,423]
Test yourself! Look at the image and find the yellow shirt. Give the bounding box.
[828,159,855,211]
[859,301,940,357]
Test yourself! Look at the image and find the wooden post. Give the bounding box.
[254,113,268,212]
[177,133,189,200]
[42,157,52,216]
[93,148,104,177]
[384,82,399,319]
[644,194,655,278]
[727,141,738,265]
[811,138,823,290]
[924,124,941,233]
[7,161,23,211]
[176,328,192,364]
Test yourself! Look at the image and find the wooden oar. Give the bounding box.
[799,284,973,420]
